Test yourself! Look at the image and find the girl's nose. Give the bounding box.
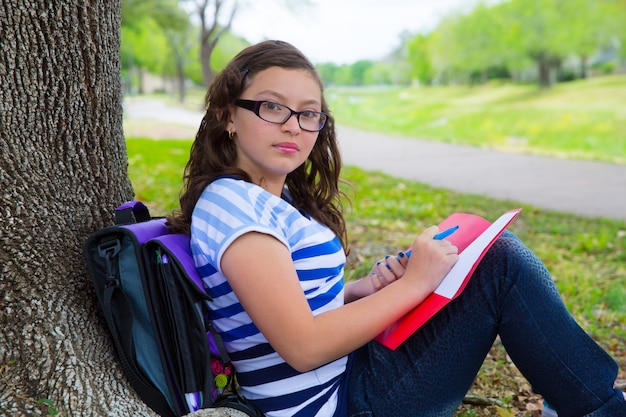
[281,113,301,134]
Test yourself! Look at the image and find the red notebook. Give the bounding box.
[375,208,522,350]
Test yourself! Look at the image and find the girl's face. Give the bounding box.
[226,66,322,194]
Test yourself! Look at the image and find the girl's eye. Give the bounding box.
[263,102,283,112]
[300,111,318,120]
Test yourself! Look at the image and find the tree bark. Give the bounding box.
[0,3,245,415]
[0,1,151,415]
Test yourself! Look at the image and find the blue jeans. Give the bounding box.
[346,232,626,417]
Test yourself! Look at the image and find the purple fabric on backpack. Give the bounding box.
[149,233,204,291]
[121,218,169,244]
[117,200,149,212]
[115,200,152,224]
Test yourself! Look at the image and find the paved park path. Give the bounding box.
[124,98,626,221]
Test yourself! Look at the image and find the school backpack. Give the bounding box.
[83,201,263,417]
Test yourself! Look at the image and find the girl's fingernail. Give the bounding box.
[385,255,391,259]
[398,251,405,258]
[385,263,391,270]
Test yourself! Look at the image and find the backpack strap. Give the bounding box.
[115,200,152,225]
[97,237,176,417]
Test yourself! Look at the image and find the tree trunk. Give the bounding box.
[201,36,218,87]
[581,55,589,79]
[0,3,243,415]
[535,52,562,88]
[0,1,152,415]
[177,59,187,104]
[537,54,552,88]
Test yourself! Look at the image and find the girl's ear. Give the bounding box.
[223,106,236,133]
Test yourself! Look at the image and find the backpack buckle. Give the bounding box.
[98,239,121,287]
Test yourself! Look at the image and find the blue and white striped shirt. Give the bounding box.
[190,178,348,417]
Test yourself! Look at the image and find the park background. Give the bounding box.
[1,1,624,416]
[121,1,626,416]
[119,1,626,416]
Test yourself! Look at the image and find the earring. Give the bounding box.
[228,131,235,140]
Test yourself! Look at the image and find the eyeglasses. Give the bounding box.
[234,99,328,132]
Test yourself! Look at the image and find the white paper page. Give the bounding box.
[434,210,520,298]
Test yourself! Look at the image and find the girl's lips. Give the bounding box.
[274,142,299,154]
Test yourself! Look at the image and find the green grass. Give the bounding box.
[126,138,191,214]
[327,74,626,164]
[127,138,626,367]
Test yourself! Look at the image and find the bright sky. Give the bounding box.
[230,0,492,64]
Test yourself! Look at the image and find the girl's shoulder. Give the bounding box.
[200,178,297,223]
[206,177,285,208]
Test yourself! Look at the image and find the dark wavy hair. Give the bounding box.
[167,40,349,251]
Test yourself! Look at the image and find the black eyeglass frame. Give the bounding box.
[234,99,328,132]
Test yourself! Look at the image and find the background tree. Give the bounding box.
[502,0,582,87]
[164,25,195,103]
[408,0,626,88]
[121,0,188,94]
[181,0,312,88]
[183,0,238,87]
[122,18,170,93]
[406,33,435,85]
[161,8,196,103]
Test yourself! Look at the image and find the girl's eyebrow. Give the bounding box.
[255,90,321,106]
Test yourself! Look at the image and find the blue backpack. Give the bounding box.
[83,201,263,417]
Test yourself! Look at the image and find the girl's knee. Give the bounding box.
[487,231,541,269]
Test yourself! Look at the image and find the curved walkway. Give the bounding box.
[338,126,626,221]
[124,98,626,221]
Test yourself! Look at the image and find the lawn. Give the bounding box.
[326,74,626,164]
[126,135,626,417]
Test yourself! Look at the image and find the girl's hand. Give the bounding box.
[403,226,459,294]
[369,250,410,292]
[345,249,411,301]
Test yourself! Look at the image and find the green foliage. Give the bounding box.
[410,0,626,87]
[121,18,170,74]
[318,60,410,87]
[406,33,434,84]
[121,0,191,92]
[314,1,626,87]
[209,33,250,73]
[429,3,515,82]
[121,0,250,88]
[351,60,374,84]
[327,74,626,163]
[118,0,626,90]
[122,0,184,30]
[37,398,61,416]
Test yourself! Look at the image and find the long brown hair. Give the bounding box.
[167,40,349,251]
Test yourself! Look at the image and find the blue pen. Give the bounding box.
[433,225,459,240]
[403,225,459,258]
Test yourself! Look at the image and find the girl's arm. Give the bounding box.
[220,227,458,373]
